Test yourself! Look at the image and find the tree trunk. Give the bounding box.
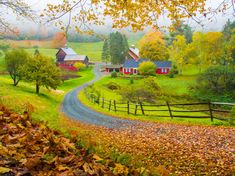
[36,84,40,94]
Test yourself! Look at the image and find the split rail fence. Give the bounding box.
[84,91,235,122]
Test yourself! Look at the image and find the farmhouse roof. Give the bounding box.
[123,59,171,68]
[64,55,88,61]
[104,64,123,69]
[154,61,172,68]
[129,47,140,57]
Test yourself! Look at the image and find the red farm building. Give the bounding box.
[105,59,171,75]
[56,47,89,71]
[123,59,171,75]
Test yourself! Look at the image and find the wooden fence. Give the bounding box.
[84,91,235,122]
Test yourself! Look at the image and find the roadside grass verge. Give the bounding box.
[78,90,229,126]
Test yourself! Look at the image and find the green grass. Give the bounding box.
[78,66,231,126]
[0,67,94,130]
[79,90,228,126]
[0,56,5,72]
[1,36,141,62]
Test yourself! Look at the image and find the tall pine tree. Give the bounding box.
[109,32,129,64]
[101,39,110,63]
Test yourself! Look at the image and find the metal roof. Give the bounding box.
[60,47,77,55]
[129,47,140,57]
[123,59,171,68]
[64,55,87,61]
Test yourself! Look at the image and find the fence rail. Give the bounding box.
[84,91,235,122]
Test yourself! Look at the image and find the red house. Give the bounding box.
[56,47,89,71]
[122,59,171,75]
[104,65,123,73]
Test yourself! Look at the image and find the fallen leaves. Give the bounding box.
[62,115,235,175]
[0,105,139,175]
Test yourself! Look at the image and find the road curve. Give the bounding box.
[61,63,138,129]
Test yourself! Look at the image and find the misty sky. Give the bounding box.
[6,0,235,34]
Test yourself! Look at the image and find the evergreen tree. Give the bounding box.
[101,39,110,63]
[222,19,235,41]
[170,21,193,44]
[109,32,129,64]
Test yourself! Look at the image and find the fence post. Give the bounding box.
[102,98,104,108]
[135,104,138,115]
[109,100,112,111]
[114,100,117,112]
[139,102,145,115]
[166,101,173,119]
[127,101,130,114]
[208,102,214,122]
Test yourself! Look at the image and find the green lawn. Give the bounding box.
[0,67,94,130]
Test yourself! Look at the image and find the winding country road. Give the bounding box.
[61,63,138,129]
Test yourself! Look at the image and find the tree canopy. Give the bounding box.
[139,31,169,61]
[20,54,61,94]
[109,32,129,64]
[5,49,29,86]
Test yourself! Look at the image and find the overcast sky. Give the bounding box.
[5,0,235,34]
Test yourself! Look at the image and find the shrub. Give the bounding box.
[74,62,86,70]
[106,82,120,90]
[130,77,134,84]
[191,66,235,101]
[118,77,161,103]
[138,61,156,76]
[111,72,118,78]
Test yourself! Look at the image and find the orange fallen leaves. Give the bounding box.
[0,105,140,175]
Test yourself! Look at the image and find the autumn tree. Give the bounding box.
[20,54,61,94]
[138,61,156,76]
[42,1,235,33]
[170,35,187,74]
[139,31,169,61]
[52,32,67,48]
[5,49,29,86]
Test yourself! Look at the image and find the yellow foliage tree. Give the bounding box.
[139,31,169,61]
[42,0,234,33]
[170,35,187,74]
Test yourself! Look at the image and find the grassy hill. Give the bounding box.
[0,35,141,63]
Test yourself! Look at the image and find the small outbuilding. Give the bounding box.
[56,47,89,71]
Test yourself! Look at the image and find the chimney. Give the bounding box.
[131,44,135,49]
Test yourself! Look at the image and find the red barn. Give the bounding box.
[56,47,89,71]
[122,59,171,75]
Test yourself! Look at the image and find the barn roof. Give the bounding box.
[60,47,77,55]
[123,59,171,68]
[64,55,88,61]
